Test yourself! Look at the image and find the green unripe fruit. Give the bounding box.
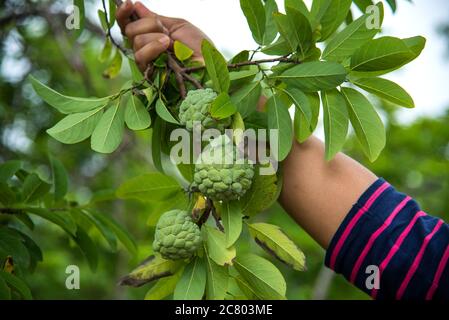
[153,210,202,260]
[192,135,254,201]
[178,88,232,131]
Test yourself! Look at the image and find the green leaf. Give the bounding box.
[117,172,183,202]
[322,89,349,160]
[240,0,266,45]
[352,77,414,108]
[0,160,22,183]
[22,173,51,203]
[262,0,278,45]
[294,92,320,142]
[47,107,104,144]
[74,0,85,39]
[151,117,165,173]
[210,92,237,120]
[228,67,259,91]
[108,0,117,25]
[201,40,230,93]
[0,271,32,300]
[203,241,228,300]
[15,230,43,271]
[98,9,108,30]
[27,208,77,236]
[0,227,30,269]
[234,275,258,299]
[125,94,152,130]
[103,49,123,79]
[72,228,98,271]
[247,223,306,271]
[90,210,137,256]
[262,38,292,56]
[386,0,397,12]
[285,0,309,17]
[144,269,184,300]
[174,40,194,61]
[29,75,110,114]
[78,210,117,251]
[156,98,180,125]
[350,37,415,71]
[230,81,261,118]
[266,94,293,162]
[403,36,426,57]
[273,9,312,58]
[120,255,183,287]
[322,2,384,62]
[91,100,125,153]
[173,257,206,300]
[0,183,17,206]
[280,87,312,125]
[0,275,11,300]
[49,156,68,201]
[341,87,385,161]
[234,253,286,300]
[276,61,347,92]
[202,226,236,266]
[241,166,279,217]
[129,58,144,82]
[219,201,243,248]
[315,0,352,41]
[99,38,112,63]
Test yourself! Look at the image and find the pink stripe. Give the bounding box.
[425,244,449,300]
[371,210,426,299]
[329,182,390,269]
[396,219,444,300]
[349,196,411,284]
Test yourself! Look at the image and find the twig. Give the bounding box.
[167,54,187,98]
[183,55,299,73]
[102,0,132,57]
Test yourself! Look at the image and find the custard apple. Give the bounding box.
[179,88,232,131]
[153,210,202,260]
[192,135,254,201]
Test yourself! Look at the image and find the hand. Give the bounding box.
[116,1,209,71]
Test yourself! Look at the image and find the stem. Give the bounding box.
[102,0,132,57]
[183,55,299,73]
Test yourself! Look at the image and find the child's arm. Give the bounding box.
[280,136,378,249]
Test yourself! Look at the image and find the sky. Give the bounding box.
[137,0,449,123]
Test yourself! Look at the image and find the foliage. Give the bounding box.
[0,0,429,300]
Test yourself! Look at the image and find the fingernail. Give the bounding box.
[158,36,170,46]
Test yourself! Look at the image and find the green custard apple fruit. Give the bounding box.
[178,88,232,131]
[153,210,202,260]
[192,135,254,201]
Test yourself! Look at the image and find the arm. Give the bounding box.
[280,136,377,249]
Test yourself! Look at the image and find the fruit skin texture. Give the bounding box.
[153,210,202,260]
[179,88,231,131]
[192,135,254,201]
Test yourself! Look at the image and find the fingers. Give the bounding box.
[116,0,134,32]
[134,36,170,71]
[134,1,155,18]
[133,33,166,52]
[125,18,164,43]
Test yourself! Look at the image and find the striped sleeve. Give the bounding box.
[324,178,449,300]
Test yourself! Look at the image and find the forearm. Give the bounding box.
[279,136,377,249]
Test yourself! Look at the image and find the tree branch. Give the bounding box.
[183,55,300,73]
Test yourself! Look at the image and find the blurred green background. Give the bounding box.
[1,0,449,299]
